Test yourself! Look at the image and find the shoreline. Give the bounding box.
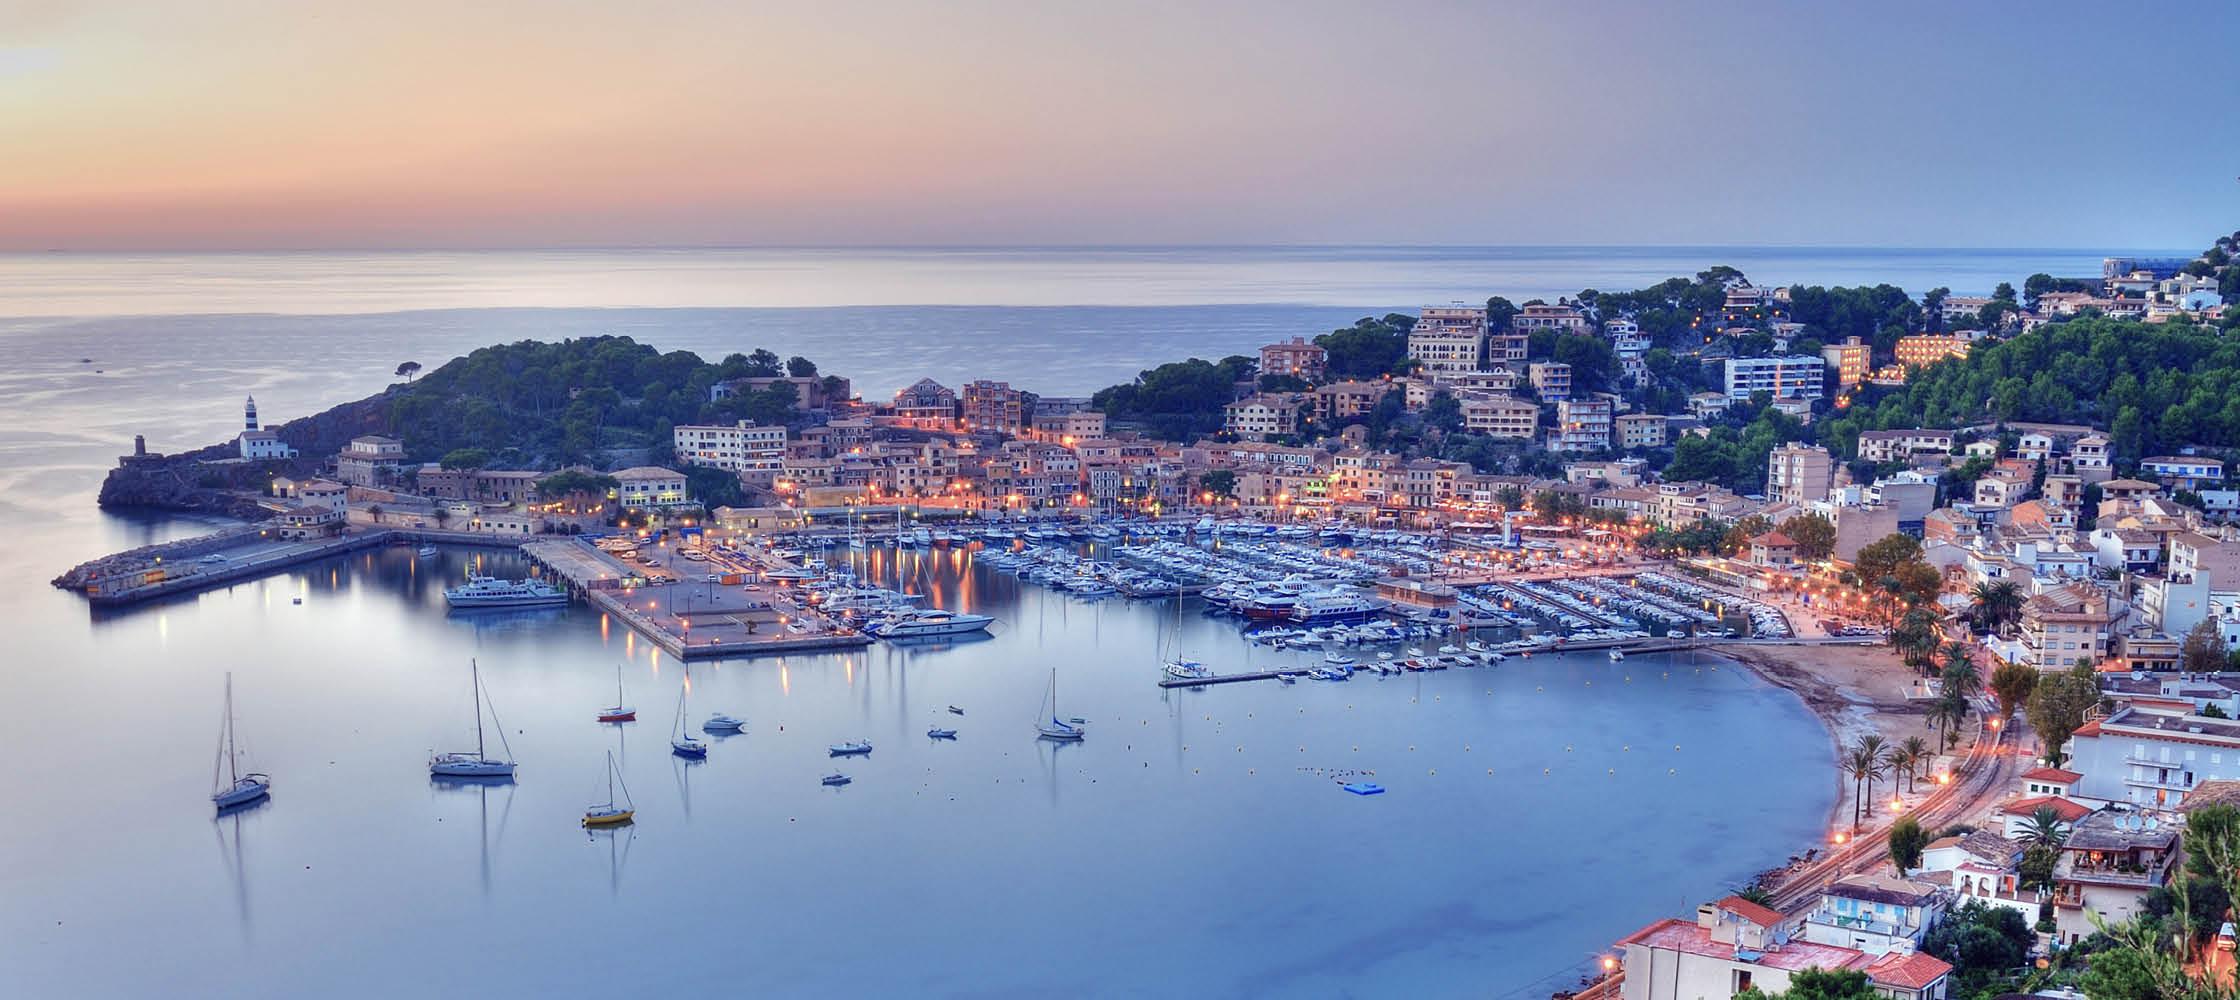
[1707,642,1939,846]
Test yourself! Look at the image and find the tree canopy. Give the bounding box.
[1092,356,1256,441]
[382,336,820,468]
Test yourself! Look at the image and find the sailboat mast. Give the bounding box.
[471,659,486,758]
[224,673,240,784]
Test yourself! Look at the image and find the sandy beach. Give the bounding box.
[1710,643,1973,838]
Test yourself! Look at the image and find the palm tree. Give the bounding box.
[1888,744,1916,795]
[1852,735,1889,823]
[1942,649,1982,702]
[2020,806,2069,850]
[1899,735,1931,792]
[1970,579,2024,636]
[1844,749,1877,831]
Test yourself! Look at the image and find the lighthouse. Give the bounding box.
[244,395,259,433]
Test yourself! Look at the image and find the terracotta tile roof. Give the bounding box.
[1752,531,1797,548]
[2072,719,2103,738]
[2001,795,2092,822]
[1715,894,1787,928]
[1617,918,1870,974]
[1867,950,1954,991]
[2020,766,2083,784]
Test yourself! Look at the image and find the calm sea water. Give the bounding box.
[0,244,2026,997]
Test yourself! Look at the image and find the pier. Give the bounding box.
[519,538,873,660]
[54,525,528,606]
[54,523,874,660]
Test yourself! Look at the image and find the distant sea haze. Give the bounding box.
[0,245,2170,315]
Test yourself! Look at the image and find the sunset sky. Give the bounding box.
[3,1,2234,250]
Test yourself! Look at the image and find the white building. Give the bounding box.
[1550,398,1612,452]
[1724,356,1827,401]
[235,396,298,460]
[1460,394,1538,440]
[1800,874,1945,956]
[1409,305,1488,378]
[2065,705,2240,809]
[673,421,787,477]
[611,466,690,508]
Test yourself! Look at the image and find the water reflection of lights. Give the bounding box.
[779,663,790,696]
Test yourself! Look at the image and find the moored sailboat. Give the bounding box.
[670,670,708,759]
[582,751,635,827]
[211,673,271,811]
[1034,669,1085,742]
[429,658,516,778]
[597,665,636,723]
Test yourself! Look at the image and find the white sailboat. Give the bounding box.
[596,664,636,723]
[430,658,517,778]
[583,751,636,827]
[1159,580,1210,680]
[1035,669,1085,741]
[211,673,271,811]
[670,669,708,759]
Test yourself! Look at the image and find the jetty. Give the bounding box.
[53,525,873,660]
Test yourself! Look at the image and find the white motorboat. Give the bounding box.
[866,608,995,639]
[429,658,517,778]
[443,573,568,609]
[828,740,873,756]
[416,545,438,558]
[703,713,745,733]
[1609,649,1626,662]
[211,673,271,810]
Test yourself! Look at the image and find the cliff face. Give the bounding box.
[96,390,397,515]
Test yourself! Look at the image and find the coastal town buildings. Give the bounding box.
[611,466,690,508]
[1550,398,1612,452]
[1724,356,1827,401]
[1617,899,1952,1000]
[1223,395,1305,442]
[961,380,1033,434]
[674,421,788,478]
[334,435,406,487]
[1528,362,1573,403]
[1766,444,1834,506]
[1892,334,1971,370]
[1409,304,1488,378]
[1259,337,1327,381]
[1820,339,1870,392]
[1461,394,1538,440]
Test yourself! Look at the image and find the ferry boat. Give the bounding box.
[865,608,995,639]
[443,574,568,609]
[1288,591,1384,625]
